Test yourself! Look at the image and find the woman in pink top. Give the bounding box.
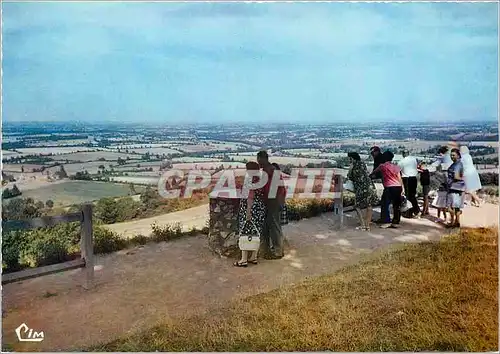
[370,151,404,229]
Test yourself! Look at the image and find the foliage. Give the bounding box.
[2,197,43,220]
[160,161,173,170]
[474,157,499,165]
[95,197,141,224]
[481,186,499,198]
[2,184,22,199]
[304,161,337,168]
[95,197,122,224]
[140,186,161,209]
[18,228,73,268]
[55,165,68,179]
[1,221,125,273]
[151,222,183,242]
[46,199,55,208]
[286,193,355,221]
[2,171,16,182]
[479,172,498,186]
[70,171,92,181]
[93,225,128,254]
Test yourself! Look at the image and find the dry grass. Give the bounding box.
[94,227,498,352]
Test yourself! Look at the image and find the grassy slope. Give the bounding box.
[95,227,498,352]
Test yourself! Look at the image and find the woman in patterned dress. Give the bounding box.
[347,152,379,231]
[234,161,267,267]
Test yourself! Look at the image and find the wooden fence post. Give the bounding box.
[81,203,94,290]
[334,175,344,227]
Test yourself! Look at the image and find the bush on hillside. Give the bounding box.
[2,198,44,220]
[94,226,128,254]
[479,172,498,186]
[1,222,124,273]
[286,193,355,221]
[19,232,71,268]
[2,184,22,199]
[69,171,92,180]
[95,197,141,224]
[151,222,183,242]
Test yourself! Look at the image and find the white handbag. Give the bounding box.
[238,220,261,251]
[343,180,355,192]
[400,196,412,212]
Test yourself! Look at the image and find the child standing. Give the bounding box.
[432,183,448,223]
[418,162,431,215]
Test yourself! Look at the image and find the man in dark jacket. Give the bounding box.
[370,146,390,224]
[257,150,285,259]
[371,146,385,172]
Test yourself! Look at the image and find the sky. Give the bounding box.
[2,1,499,124]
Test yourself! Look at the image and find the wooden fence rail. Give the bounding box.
[2,204,94,289]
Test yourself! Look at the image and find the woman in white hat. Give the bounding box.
[459,145,483,207]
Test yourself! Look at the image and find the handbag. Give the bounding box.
[400,196,412,212]
[238,220,261,251]
[343,180,355,192]
[280,205,289,225]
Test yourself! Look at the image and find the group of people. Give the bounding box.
[234,144,483,266]
[234,151,287,267]
[346,144,483,230]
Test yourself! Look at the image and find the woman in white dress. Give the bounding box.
[459,145,482,206]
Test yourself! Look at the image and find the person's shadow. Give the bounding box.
[421,213,447,226]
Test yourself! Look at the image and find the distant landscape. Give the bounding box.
[2,121,498,208]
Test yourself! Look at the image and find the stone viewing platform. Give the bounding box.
[206,171,346,257]
[207,197,241,257]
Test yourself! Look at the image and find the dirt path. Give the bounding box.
[2,203,498,352]
[105,204,209,238]
[104,182,385,238]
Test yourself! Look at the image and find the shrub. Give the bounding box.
[129,234,150,246]
[95,197,122,224]
[95,197,141,224]
[15,223,79,268]
[19,233,70,268]
[479,172,499,186]
[481,186,499,197]
[70,171,92,180]
[2,184,22,199]
[1,221,123,273]
[2,230,27,272]
[151,222,183,242]
[286,199,335,221]
[93,226,127,254]
[140,187,161,210]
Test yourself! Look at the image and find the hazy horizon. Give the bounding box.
[2,2,499,124]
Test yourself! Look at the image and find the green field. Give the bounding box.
[10,180,138,206]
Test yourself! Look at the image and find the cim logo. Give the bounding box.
[15,323,44,342]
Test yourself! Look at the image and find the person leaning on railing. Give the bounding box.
[369,151,404,229]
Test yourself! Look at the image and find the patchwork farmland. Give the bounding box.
[2,122,497,210]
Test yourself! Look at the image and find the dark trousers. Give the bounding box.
[402,176,420,215]
[262,198,283,257]
[379,189,391,223]
[386,186,403,224]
